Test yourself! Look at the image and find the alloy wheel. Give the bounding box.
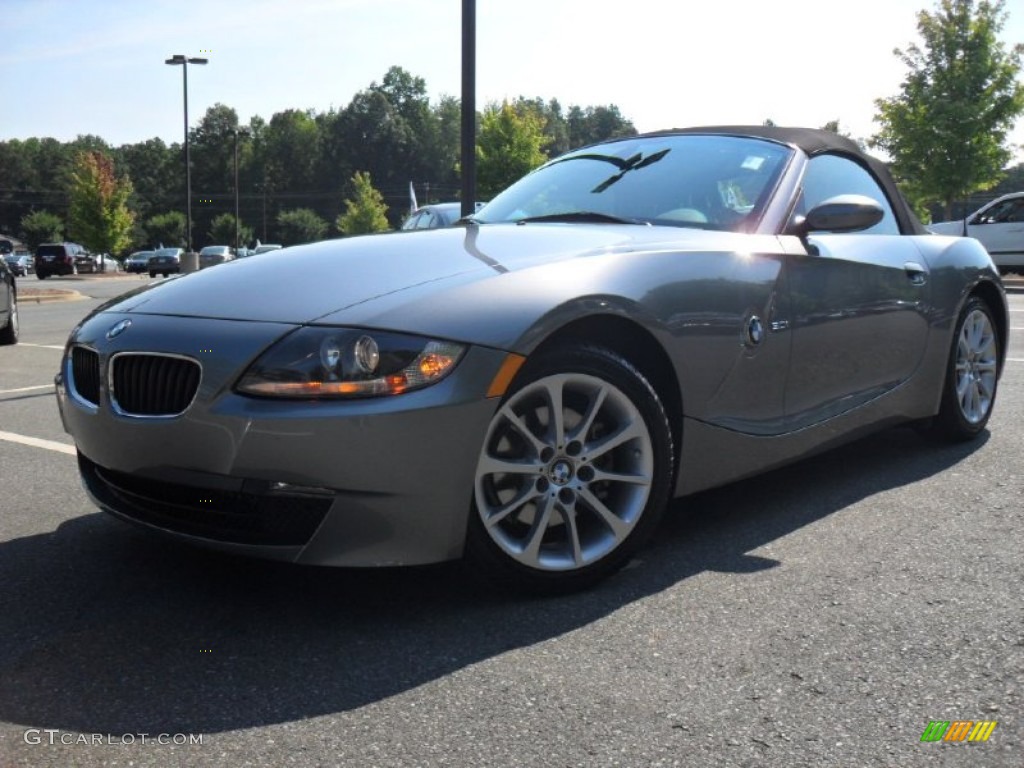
[474,372,655,571]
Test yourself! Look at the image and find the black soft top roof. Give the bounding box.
[651,125,927,234]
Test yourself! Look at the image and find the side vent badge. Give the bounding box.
[744,315,765,347]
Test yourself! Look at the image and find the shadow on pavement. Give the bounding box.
[0,426,987,735]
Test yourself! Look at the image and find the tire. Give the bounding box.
[37,272,47,280]
[0,287,18,345]
[149,272,156,278]
[930,296,1000,441]
[467,345,674,594]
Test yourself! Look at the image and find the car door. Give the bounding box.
[784,154,932,430]
[965,195,1024,266]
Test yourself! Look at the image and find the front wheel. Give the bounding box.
[930,296,1000,441]
[0,289,18,345]
[467,346,674,594]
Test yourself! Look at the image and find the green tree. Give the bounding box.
[67,150,135,256]
[276,208,328,245]
[115,137,179,222]
[566,104,637,149]
[476,102,549,198]
[20,210,64,251]
[145,211,186,248]
[336,171,389,235]
[871,0,1024,218]
[209,212,252,247]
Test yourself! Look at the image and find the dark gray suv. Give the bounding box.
[35,242,85,279]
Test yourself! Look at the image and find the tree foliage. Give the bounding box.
[20,210,64,251]
[0,66,646,241]
[67,150,135,255]
[277,208,328,245]
[209,212,252,247]
[566,104,637,149]
[144,211,186,248]
[871,0,1024,217]
[476,102,549,198]
[336,172,389,235]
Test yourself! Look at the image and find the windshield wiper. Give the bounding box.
[544,148,672,194]
[591,148,671,193]
[515,211,649,225]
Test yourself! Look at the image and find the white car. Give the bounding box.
[929,192,1024,274]
[251,244,283,256]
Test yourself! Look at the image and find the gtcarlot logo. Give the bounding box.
[920,720,997,743]
[24,729,203,746]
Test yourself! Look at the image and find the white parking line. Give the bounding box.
[17,343,65,350]
[0,430,75,456]
[0,384,52,394]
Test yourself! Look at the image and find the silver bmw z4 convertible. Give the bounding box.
[56,126,1008,593]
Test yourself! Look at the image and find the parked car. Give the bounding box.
[73,249,99,273]
[198,245,235,269]
[55,126,1008,594]
[0,254,16,344]
[3,252,33,277]
[250,244,282,256]
[929,191,1024,274]
[148,247,183,278]
[124,251,154,274]
[35,242,85,279]
[402,202,484,230]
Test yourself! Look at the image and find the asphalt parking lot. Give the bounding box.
[0,276,1021,767]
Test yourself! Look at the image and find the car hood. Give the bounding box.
[102,224,760,324]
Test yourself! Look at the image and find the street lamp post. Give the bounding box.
[233,127,250,251]
[165,54,208,254]
[460,0,476,219]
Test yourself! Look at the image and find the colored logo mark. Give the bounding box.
[920,720,997,742]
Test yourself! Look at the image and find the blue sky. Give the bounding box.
[2,0,1022,161]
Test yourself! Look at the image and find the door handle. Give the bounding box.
[904,261,927,285]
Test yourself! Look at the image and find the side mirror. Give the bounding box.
[791,194,885,237]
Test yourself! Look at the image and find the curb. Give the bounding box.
[19,289,85,304]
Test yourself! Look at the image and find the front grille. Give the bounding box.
[111,353,201,416]
[71,346,100,405]
[79,453,332,546]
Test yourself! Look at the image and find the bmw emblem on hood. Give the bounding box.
[106,319,132,340]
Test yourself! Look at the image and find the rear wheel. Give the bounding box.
[467,346,673,593]
[931,296,1000,441]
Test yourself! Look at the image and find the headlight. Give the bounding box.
[236,327,466,399]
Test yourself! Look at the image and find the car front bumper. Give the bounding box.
[56,312,508,566]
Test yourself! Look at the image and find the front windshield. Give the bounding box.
[475,134,792,232]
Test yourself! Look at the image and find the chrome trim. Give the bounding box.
[107,351,202,419]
